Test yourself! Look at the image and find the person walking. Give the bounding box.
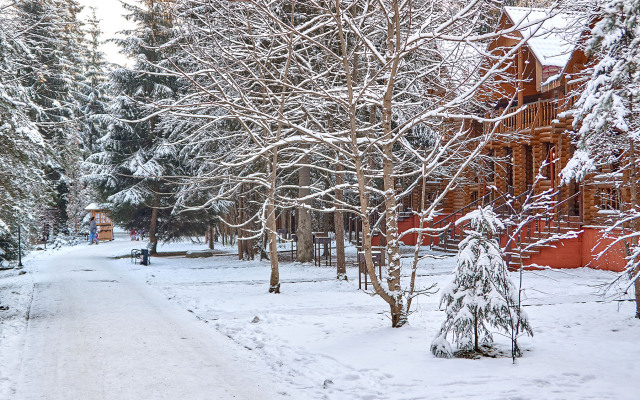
[89,217,99,245]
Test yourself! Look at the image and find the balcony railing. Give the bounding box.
[485,98,558,135]
[561,80,586,112]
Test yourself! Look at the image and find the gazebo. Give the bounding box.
[85,203,114,241]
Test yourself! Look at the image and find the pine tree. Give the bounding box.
[13,0,88,233]
[88,0,184,253]
[561,0,640,318]
[0,8,51,256]
[431,207,532,358]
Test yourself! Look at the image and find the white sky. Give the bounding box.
[78,0,135,67]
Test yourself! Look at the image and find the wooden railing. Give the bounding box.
[486,98,558,135]
[504,190,583,267]
[493,190,531,218]
[431,189,582,258]
[432,192,510,250]
[560,80,586,112]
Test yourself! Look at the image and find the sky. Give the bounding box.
[78,0,135,66]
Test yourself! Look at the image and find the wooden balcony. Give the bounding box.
[485,98,558,136]
[562,80,586,112]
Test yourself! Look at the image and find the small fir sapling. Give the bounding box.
[431,206,533,358]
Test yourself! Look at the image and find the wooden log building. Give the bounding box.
[398,7,629,271]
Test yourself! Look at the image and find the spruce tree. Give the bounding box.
[431,207,533,358]
[77,7,110,156]
[63,7,111,236]
[561,0,640,318]
[0,8,51,256]
[14,0,88,233]
[88,0,181,253]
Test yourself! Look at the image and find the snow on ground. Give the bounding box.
[1,234,638,399]
[0,238,280,400]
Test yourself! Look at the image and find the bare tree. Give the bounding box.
[154,0,559,322]
[242,0,556,327]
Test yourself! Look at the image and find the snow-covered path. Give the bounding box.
[2,237,638,399]
[13,241,278,400]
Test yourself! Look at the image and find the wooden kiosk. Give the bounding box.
[85,203,114,241]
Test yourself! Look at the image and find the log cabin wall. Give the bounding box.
[401,8,607,225]
[395,7,630,271]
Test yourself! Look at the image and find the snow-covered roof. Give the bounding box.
[504,7,585,68]
[85,203,111,211]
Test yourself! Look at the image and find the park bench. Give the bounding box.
[131,247,151,266]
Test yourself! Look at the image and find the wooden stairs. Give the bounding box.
[503,215,582,269]
[428,192,583,270]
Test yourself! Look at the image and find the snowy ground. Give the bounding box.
[0,234,638,399]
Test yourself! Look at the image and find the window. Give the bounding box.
[596,188,620,211]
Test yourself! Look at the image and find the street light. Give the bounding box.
[17,225,23,267]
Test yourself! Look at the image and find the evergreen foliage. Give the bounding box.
[77,7,110,156]
[0,3,51,255]
[563,0,640,183]
[431,207,532,358]
[86,0,216,247]
[12,0,88,233]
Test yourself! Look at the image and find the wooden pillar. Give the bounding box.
[558,127,571,216]
[532,141,545,194]
[452,188,466,211]
[513,145,526,197]
[517,49,524,131]
[495,147,508,195]
[581,181,595,224]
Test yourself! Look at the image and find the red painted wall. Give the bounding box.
[396,217,627,271]
[580,228,627,272]
[515,227,626,271]
[525,236,583,269]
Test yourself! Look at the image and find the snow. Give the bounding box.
[78,0,134,67]
[435,208,530,357]
[504,7,585,68]
[0,234,638,399]
[0,240,278,400]
[597,209,621,215]
[84,202,111,211]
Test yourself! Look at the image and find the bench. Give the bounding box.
[131,248,151,265]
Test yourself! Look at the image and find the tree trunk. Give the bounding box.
[208,225,214,250]
[267,198,280,293]
[247,190,258,260]
[334,1,400,327]
[634,272,640,318]
[237,195,245,260]
[382,143,405,327]
[474,309,479,352]
[629,138,639,318]
[297,157,313,262]
[149,187,159,255]
[267,147,280,293]
[380,4,406,328]
[334,161,347,280]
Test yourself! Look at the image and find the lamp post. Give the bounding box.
[17,225,23,267]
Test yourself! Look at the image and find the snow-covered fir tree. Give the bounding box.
[0,7,51,257]
[77,7,110,156]
[64,7,110,236]
[87,0,210,253]
[13,0,88,233]
[431,207,533,358]
[561,0,640,318]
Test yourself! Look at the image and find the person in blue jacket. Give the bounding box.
[89,217,99,245]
